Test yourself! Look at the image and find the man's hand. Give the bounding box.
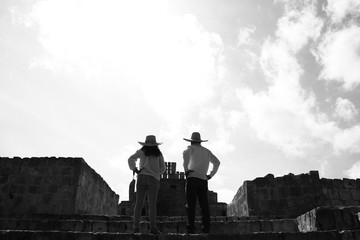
[206,175,212,180]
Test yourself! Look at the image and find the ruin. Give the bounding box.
[119,162,227,217]
[2,156,360,239]
[228,171,360,218]
[0,157,118,216]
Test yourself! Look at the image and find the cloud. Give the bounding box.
[344,161,360,179]
[236,87,320,157]
[235,1,357,157]
[276,4,323,52]
[333,97,358,121]
[326,0,360,23]
[333,125,360,154]
[237,26,256,46]
[315,26,360,90]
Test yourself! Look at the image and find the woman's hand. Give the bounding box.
[185,170,194,178]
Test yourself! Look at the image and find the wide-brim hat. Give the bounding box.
[138,135,162,146]
[183,132,208,143]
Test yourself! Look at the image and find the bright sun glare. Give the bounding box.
[31,0,223,121]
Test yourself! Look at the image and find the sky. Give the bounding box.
[1,0,360,204]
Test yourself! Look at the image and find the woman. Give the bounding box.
[128,135,166,234]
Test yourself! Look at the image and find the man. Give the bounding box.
[182,132,220,234]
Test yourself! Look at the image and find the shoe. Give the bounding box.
[150,228,162,234]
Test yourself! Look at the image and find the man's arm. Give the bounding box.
[208,152,220,178]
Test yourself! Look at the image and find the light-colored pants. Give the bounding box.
[134,174,159,229]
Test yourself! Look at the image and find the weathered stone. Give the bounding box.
[316,207,335,230]
[306,230,340,240]
[2,158,119,217]
[158,221,177,233]
[344,179,357,189]
[333,179,344,188]
[340,190,353,201]
[340,230,355,240]
[350,190,360,200]
[259,220,272,232]
[107,221,127,233]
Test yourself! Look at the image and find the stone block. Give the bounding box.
[328,189,340,199]
[309,171,320,181]
[306,230,340,240]
[158,221,177,233]
[15,219,29,230]
[176,221,187,234]
[350,189,360,200]
[210,221,224,234]
[334,208,346,230]
[281,232,307,240]
[353,230,360,240]
[271,219,297,233]
[343,179,357,189]
[253,177,269,188]
[251,232,282,240]
[124,221,134,233]
[0,219,17,230]
[331,199,344,206]
[316,207,335,230]
[343,207,360,229]
[283,174,296,186]
[226,216,238,221]
[92,221,108,232]
[247,220,261,233]
[259,220,272,232]
[340,230,355,240]
[340,190,352,201]
[289,186,301,197]
[107,221,127,233]
[221,221,245,234]
[74,220,85,232]
[333,179,344,188]
[215,216,226,222]
[344,200,359,206]
[83,220,93,232]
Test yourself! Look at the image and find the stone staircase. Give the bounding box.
[1,206,360,239]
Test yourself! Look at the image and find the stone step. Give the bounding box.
[1,229,360,240]
[296,206,360,232]
[5,214,245,221]
[0,217,299,234]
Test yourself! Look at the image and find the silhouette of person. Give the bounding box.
[128,135,166,234]
[182,132,220,234]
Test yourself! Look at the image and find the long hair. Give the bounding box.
[141,145,163,157]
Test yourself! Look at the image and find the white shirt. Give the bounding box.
[183,144,220,180]
[128,150,166,181]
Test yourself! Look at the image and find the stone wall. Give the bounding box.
[228,171,360,218]
[0,157,119,216]
[227,182,249,217]
[320,178,360,207]
[73,158,119,215]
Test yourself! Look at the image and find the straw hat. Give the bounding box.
[183,132,208,143]
[138,135,162,146]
